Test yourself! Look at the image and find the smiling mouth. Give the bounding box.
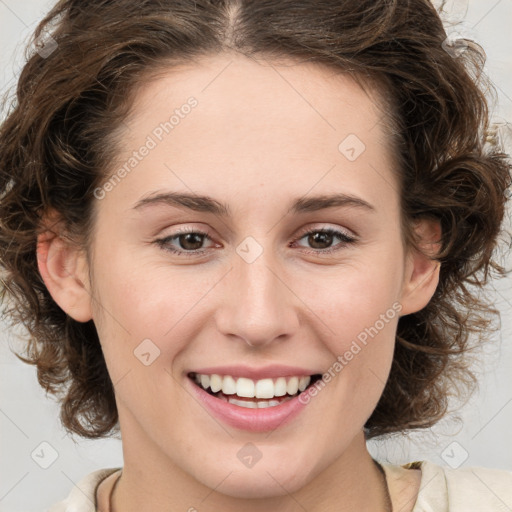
[188,372,322,409]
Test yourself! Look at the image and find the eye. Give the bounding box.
[291,227,357,255]
[153,226,357,258]
[154,227,215,258]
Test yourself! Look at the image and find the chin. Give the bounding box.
[200,466,311,500]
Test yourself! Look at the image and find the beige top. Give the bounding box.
[47,460,512,512]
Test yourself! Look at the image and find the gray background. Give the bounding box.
[1,0,511,510]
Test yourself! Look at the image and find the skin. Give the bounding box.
[37,52,440,512]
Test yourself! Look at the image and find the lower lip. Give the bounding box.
[188,377,311,432]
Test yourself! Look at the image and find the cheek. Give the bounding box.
[302,256,403,347]
[299,253,402,407]
[91,241,193,334]
[90,251,220,393]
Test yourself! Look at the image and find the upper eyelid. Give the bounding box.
[159,224,356,241]
[157,225,357,250]
[294,225,356,239]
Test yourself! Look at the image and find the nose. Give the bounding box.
[214,249,300,348]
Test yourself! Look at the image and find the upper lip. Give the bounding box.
[188,364,320,380]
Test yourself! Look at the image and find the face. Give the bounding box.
[40,53,439,500]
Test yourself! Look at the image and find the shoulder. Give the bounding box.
[382,460,512,512]
[47,467,122,512]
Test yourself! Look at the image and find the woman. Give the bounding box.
[0,0,511,510]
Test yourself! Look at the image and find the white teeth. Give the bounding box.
[274,377,287,396]
[221,375,237,395]
[227,396,294,409]
[298,376,310,392]
[286,376,299,395]
[200,374,210,389]
[255,378,275,399]
[228,397,258,408]
[210,374,223,393]
[236,377,255,398]
[193,373,312,400]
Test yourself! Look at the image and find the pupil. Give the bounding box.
[180,233,203,250]
[309,232,332,249]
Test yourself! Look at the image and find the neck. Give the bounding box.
[111,418,391,512]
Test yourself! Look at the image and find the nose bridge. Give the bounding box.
[216,241,299,347]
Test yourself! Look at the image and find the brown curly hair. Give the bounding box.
[0,0,510,440]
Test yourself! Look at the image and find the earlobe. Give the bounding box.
[36,217,93,323]
[399,218,442,316]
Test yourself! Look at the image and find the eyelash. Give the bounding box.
[154,226,357,258]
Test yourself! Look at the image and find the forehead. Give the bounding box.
[107,53,399,217]
[126,53,388,135]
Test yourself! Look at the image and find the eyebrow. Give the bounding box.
[131,191,375,216]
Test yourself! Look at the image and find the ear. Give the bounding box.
[36,210,93,323]
[399,217,442,316]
